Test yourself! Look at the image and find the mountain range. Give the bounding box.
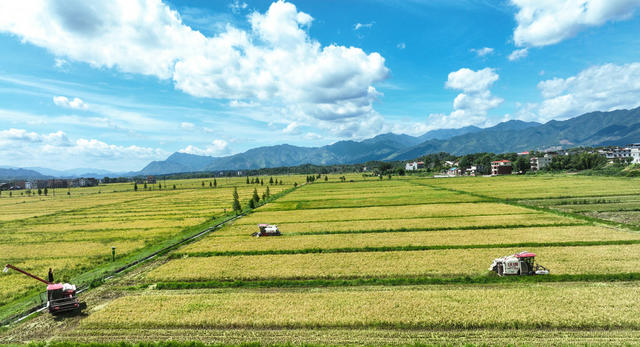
[3,107,639,180]
[137,107,640,175]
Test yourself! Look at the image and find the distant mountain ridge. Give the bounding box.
[3,107,639,179]
[138,107,640,175]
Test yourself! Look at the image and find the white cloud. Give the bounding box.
[508,62,640,123]
[396,42,406,50]
[511,0,640,47]
[0,128,167,171]
[445,68,499,93]
[180,122,195,130]
[354,22,374,30]
[282,121,300,134]
[470,47,494,57]
[229,0,248,13]
[179,139,229,156]
[0,1,388,136]
[428,67,503,129]
[508,48,528,61]
[53,96,88,110]
[537,62,640,120]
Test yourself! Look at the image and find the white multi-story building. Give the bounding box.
[530,154,553,171]
[631,148,640,164]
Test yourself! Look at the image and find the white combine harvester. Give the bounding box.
[489,251,550,276]
[252,224,281,237]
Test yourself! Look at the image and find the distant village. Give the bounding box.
[404,144,640,177]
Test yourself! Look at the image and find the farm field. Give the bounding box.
[0,175,300,320]
[2,174,640,345]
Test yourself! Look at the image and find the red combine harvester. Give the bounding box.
[252,224,281,237]
[3,264,86,314]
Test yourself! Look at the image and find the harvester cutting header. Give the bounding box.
[3,264,86,314]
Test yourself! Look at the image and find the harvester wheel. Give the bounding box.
[497,264,504,276]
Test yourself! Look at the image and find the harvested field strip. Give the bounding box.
[182,225,634,253]
[146,244,640,282]
[238,202,532,224]
[83,283,640,329]
[155,273,640,290]
[174,239,640,258]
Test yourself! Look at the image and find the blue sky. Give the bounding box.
[1,0,640,171]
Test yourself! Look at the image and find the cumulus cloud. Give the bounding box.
[507,62,640,123]
[0,1,388,136]
[428,68,503,129]
[511,0,640,47]
[508,48,528,61]
[470,47,494,57]
[53,96,88,110]
[537,62,640,120]
[0,128,167,170]
[179,139,229,156]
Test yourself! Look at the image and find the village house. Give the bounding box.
[447,167,463,176]
[466,165,484,176]
[405,161,425,171]
[530,154,553,172]
[491,160,512,176]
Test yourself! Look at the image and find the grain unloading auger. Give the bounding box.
[3,264,86,314]
[489,252,550,276]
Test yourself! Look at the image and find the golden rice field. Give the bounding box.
[216,213,580,236]
[3,174,640,345]
[426,175,640,199]
[0,175,300,317]
[82,283,640,330]
[147,243,640,282]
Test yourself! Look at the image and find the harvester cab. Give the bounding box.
[252,224,281,237]
[489,252,550,276]
[3,264,86,314]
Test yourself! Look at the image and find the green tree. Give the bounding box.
[143,182,147,189]
[252,188,260,203]
[324,175,328,181]
[209,181,212,187]
[202,181,205,187]
[232,187,242,214]
[266,186,270,198]
[214,179,217,188]
[246,176,250,184]
[248,199,256,209]
[269,177,274,185]
[173,184,176,189]
[38,188,42,195]
[44,187,48,196]
[158,183,162,189]
[260,179,264,186]
[134,183,138,191]
[294,182,298,187]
